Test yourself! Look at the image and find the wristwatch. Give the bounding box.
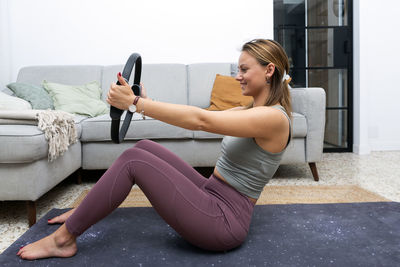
[128,96,141,113]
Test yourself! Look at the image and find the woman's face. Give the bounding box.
[236,51,269,97]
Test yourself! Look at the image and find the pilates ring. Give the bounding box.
[110,53,142,144]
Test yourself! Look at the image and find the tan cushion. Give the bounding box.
[206,74,253,111]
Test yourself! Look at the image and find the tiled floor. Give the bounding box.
[1,151,399,254]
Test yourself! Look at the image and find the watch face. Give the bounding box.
[128,105,137,113]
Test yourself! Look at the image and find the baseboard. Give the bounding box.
[369,140,400,151]
[353,143,371,155]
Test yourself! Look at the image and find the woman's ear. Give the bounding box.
[265,63,275,80]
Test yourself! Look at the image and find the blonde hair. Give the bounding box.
[241,39,292,119]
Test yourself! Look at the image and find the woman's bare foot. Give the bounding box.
[48,208,76,224]
[17,224,77,260]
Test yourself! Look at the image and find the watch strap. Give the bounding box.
[133,96,141,106]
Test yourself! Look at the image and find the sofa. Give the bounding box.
[0,63,326,226]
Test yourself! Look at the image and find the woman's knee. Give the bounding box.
[119,146,146,161]
[134,139,154,149]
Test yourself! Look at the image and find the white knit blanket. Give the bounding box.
[0,110,77,161]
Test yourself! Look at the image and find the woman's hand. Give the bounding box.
[106,73,136,110]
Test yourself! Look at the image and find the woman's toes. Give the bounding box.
[16,248,22,256]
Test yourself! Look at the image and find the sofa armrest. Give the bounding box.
[290,87,326,162]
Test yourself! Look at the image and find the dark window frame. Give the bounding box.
[274,0,353,152]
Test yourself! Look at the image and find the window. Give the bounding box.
[274,0,353,152]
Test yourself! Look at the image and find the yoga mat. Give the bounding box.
[1,202,399,266]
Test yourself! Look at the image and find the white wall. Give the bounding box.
[0,0,12,88]
[1,0,273,85]
[353,0,400,153]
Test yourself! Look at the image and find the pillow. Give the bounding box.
[42,80,109,117]
[1,87,15,96]
[0,91,32,110]
[6,82,54,110]
[206,74,253,111]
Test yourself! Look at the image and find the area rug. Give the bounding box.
[0,202,399,266]
[71,185,389,208]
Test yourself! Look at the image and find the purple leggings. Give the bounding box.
[65,140,254,251]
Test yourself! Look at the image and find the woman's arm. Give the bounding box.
[107,74,288,139]
[137,99,286,138]
[222,106,247,111]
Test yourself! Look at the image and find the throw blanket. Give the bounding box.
[0,110,77,161]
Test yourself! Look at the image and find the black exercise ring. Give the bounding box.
[110,53,142,144]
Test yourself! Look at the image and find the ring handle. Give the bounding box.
[110,53,142,144]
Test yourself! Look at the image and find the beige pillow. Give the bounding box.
[206,74,253,111]
[0,91,33,110]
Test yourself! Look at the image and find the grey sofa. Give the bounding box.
[0,63,326,226]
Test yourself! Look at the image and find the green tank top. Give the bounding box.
[215,105,291,199]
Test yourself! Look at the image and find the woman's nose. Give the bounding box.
[235,73,242,81]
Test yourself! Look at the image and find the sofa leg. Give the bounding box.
[27,201,36,227]
[75,168,82,185]
[308,162,319,181]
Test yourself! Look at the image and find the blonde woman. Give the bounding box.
[18,39,292,260]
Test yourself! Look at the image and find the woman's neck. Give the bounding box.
[252,87,280,108]
[253,86,270,107]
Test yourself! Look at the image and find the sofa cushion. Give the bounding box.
[0,125,47,163]
[101,64,188,105]
[0,117,83,163]
[193,131,224,139]
[17,65,103,87]
[73,115,87,138]
[188,63,232,108]
[80,113,192,142]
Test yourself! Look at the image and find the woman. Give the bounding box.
[17,39,292,260]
